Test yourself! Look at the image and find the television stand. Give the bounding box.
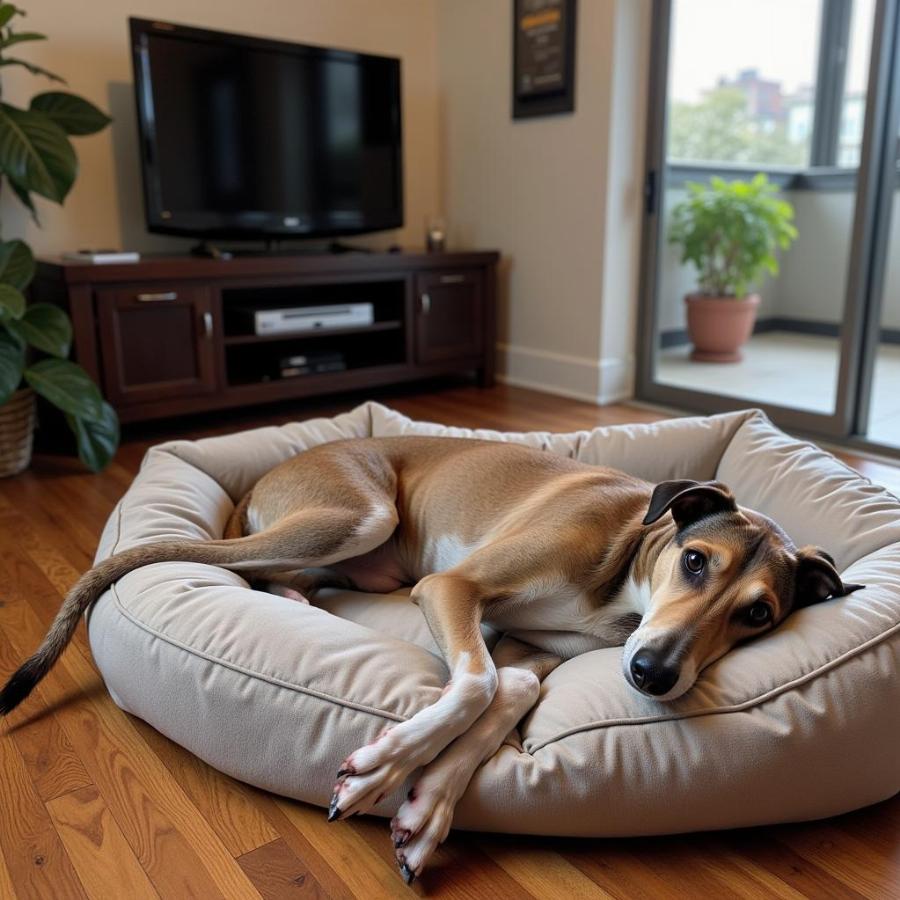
[33,249,499,424]
[327,240,374,254]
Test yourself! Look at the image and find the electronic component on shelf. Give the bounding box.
[63,249,141,264]
[237,303,374,335]
[278,350,347,378]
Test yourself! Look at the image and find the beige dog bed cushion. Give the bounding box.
[86,402,900,835]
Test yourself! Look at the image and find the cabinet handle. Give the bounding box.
[420,293,431,314]
[439,274,465,284]
[137,291,177,302]
[202,311,214,338]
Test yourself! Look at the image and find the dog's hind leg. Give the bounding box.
[330,572,498,821]
[389,636,560,882]
[254,567,358,604]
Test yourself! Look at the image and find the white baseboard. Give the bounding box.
[495,342,634,406]
[596,355,635,405]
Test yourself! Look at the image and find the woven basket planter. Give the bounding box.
[0,388,36,478]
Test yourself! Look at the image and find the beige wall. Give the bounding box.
[1,0,441,255]
[437,0,651,402]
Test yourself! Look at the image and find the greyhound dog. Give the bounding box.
[0,436,861,882]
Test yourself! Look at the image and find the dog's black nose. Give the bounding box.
[630,650,679,696]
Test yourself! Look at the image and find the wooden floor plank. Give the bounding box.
[0,845,18,900]
[12,510,89,600]
[562,844,689,900]
[352,813,536,900]
[688,842,810,900]
[718,829,870,900]
[46,785,160,900]
[486,839,617,899]
[636,834,812,899]
[0,476,95,575]
[560,831,791,900]
[0,552,262,900]
[826,794,900,861]
[249,794,356,900]
[276,797,420,900]
[0,523,98,673]
[0,630,93,802]
[237,837,330,899]
[777,822,900,900]
[132,716,281,857]
[0,722,88,900]
[5,475,100,564]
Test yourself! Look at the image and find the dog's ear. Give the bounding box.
[642,479,737,528]
[794,546,864,608]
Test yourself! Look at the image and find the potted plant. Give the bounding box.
[0,3,117,476]
[668,173,798,362]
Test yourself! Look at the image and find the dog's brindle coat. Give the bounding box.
[0,436,862,882]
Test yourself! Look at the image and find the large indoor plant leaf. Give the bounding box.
[0,282,25,320]
[0,57,64,83]
[0,331,24,405]
[0,4,19,28]
[65,400,118,472]
[5,302,71,357]
[0,103,76,202]
[0,238,35,290]
[0,32,46,50]
[31,91,111,136]
[7,177,39,222]
[23,357,103,420]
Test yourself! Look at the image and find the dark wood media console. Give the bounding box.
[34,251,499,423]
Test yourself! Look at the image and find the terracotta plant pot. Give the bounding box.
[0,388,36,478]
[685,293,760,363]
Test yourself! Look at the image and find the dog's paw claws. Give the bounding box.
[398,861,416,885]
[336,767,352,779]
[392,829,411,848]
[327,794,341,822]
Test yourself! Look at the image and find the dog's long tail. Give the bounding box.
[0,526,304,716]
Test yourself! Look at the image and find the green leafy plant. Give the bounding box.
[668,173,798,298]
[0,3,118,472]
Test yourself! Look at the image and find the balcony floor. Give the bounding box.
[657,331,900,448]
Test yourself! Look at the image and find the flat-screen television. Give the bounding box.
[130,18,403,241]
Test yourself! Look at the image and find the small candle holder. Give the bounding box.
[425,216,446,252]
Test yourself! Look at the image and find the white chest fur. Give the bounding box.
[418,534,477,576]
[486,573,651,659]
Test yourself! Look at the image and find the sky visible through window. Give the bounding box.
[669,0,822,104]
[667,0,874,168]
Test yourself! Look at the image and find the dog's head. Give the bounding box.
[623,479,863,701]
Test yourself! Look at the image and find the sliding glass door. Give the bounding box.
[638,0,900,446]
[858,111,900,449]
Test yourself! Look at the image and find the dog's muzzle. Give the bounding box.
[628,648,680,697]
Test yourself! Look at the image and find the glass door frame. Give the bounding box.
[636,0,900,448]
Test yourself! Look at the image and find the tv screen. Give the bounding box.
[130,18,403,240]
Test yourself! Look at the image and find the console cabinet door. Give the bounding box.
[96,285,218,406]
[414,270,484,364]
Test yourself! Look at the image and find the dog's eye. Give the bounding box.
[747,601,772,626]
[683,549,706,576]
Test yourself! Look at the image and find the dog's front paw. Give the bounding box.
[328,728,415,821]
[389,780,455,882]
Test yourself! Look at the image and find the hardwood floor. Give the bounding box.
[0,381,897,899]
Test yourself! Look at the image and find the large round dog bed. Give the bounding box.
[86,402,900,835]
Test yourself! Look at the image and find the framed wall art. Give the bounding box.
[513,0,577,119]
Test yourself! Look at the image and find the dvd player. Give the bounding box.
[237,303,374,335]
